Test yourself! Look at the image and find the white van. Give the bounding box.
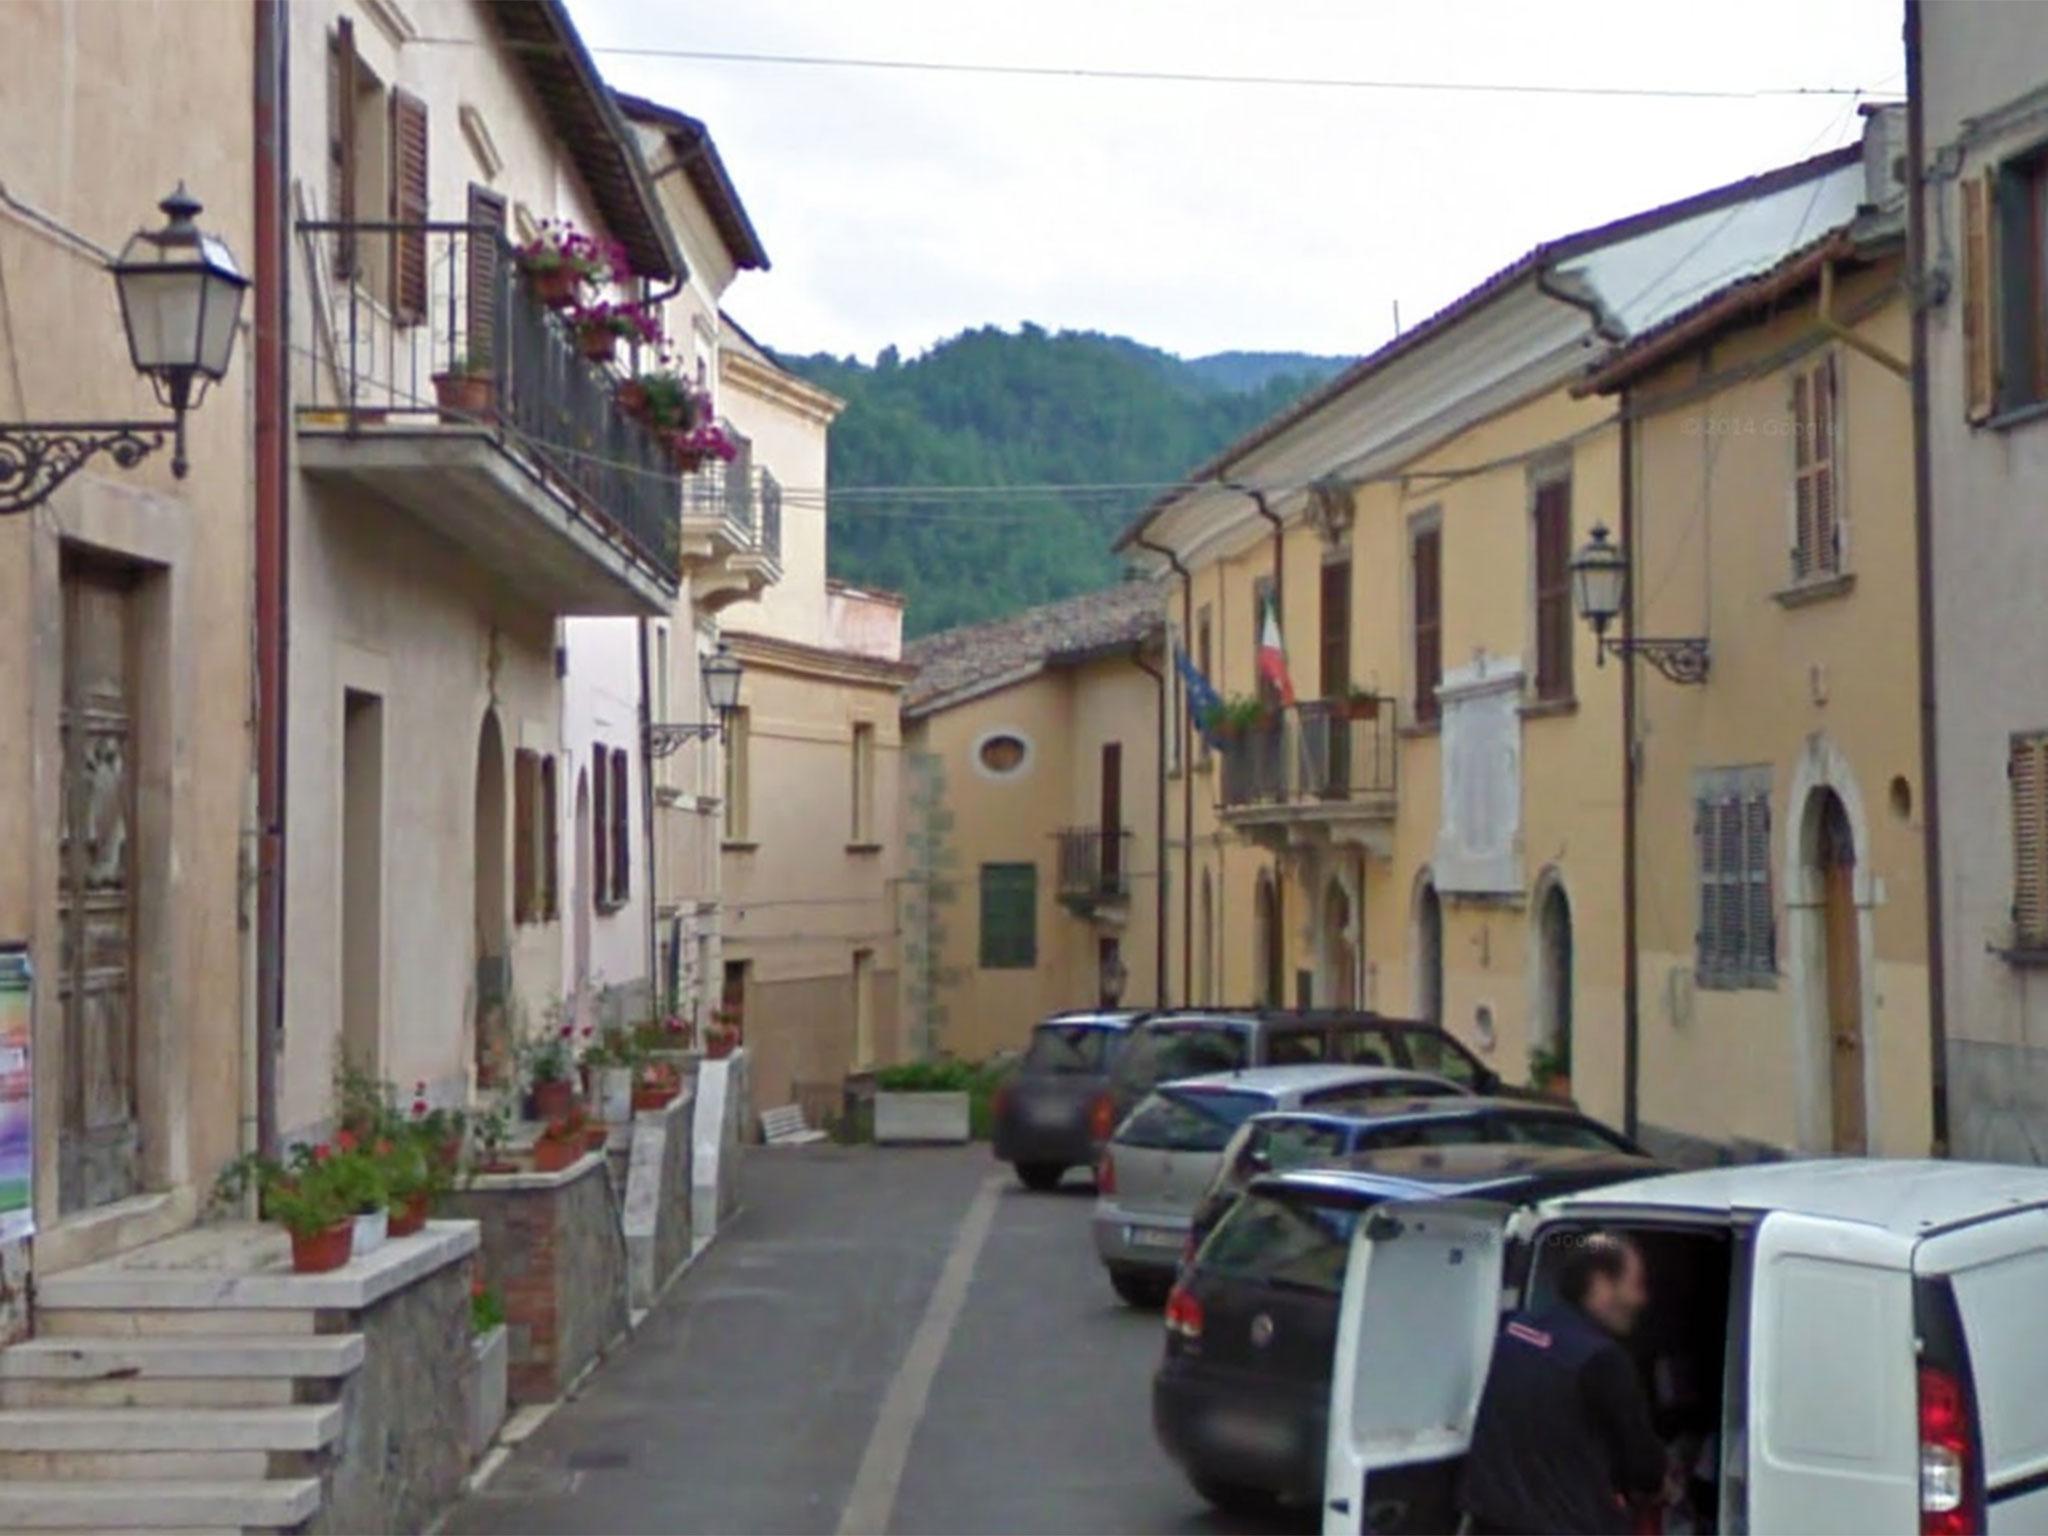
[1324,1159,2048,1535]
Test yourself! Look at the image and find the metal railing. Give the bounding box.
[296,219,681,585]
[681,447,754,537]
[759,468,783,567]
[1218,697,1399,812]
[1056,827,1132,902]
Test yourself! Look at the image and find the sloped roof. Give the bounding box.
[904,581,1165,714]
[615,91,771,273]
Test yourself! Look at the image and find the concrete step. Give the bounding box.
[0,1478,320,1530]
[0,1376,298,1409]
[0,1404,342,1453]
[32,1310,318,1340]
[0,1333,365,1380]
[0,1447,272,1480]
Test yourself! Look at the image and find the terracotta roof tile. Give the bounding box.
[904,582,1165,712]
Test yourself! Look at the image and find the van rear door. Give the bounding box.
[1322,1199,1512,1535]
[1746,1210,1917,1533]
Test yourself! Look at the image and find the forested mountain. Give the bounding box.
[777,327,1349,638]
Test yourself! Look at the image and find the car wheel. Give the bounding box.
[1015,1162,1066,1191]
[1108,1267,1171,1309]
[1188,1473,1281,1517]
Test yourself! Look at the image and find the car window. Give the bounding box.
[1024,1024,1112,1074]
[1119,1025,1249,1089]
[1119,1087,1271,1152]
[1491,1112,1632,1151]
[1258,1119,1352,1175]
[1398,1029,1484,1087]
[1198,1191,1367,1294]
[1330,1026,1398,1068]
[1351,1115,1493,1151]
[1265,1030,1328,1065]
[1301,1081,1459,1114]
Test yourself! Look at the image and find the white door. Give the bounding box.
[1324,1200,1512,1534]
[1746,1211,1917,1533]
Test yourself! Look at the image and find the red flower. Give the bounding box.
[335,1129,358,1153]
[559,1024,574,1039]
[581,1025,594,1039]
[374,1139,394,1157]
[471,1278,486,1299]
[411,1098,429,1117]
[312,1143,332,1163]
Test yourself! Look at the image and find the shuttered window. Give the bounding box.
[609,748,630,901]
[465,184,506,372]
[1695,767,1776,987]
[1412,521,1443,725]
[1963,173,1995,422]
[1319,558,1351,698]
[2011,734,2048,949]
[979,863,1037,970]
[328,20,358,278]
[513,749,537,924]
[540,755,559,921]
[592,745,611,909]
[1531,476,1573,701]
[1791,354,1842,581]
[389,88,429,324]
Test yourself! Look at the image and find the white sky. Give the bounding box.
[567,0,1905,364]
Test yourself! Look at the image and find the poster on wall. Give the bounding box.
[0,945,30,1244]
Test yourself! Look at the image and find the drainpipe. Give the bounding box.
[252,0,289,1157]
[1619,387,1642,1143]
[1230,482,1287,1003]
[637,618,661,1016]
[1904,0,1951,1154]
[1133,642,1168,1008]
[1136,533,1192,1006]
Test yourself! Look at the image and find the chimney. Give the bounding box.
[1860,102,1909,214]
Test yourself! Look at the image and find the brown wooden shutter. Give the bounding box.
[389,87,429,324]
[512,750,536,924]
[330,19,357,278]
[592,747,610,908]
[2012,735,2048,945]
[1791,368,1815,579]
[1532,479,1572,700]
[1319,559,1351,698]
[1413,527,1442,724]
[540,755,559,920]
[1964,173,1996,423]
[1812,355,1838,574]
[610,750,630,900]
[1744,793,1774,973]
[465,184,506,372]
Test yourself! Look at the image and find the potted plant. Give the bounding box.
[582,1025,640,1123]
[617,365,695,431]
[469,1096,518,1175]
[632,1058,683,1113]
[872,1059,977,1145]
[469,1279,509,1457]
[213,1141,362,1274]
[1209,694,1270,742]
[515,220,623,309]
[669,415,741,473]
[431,351,496,423]
[520,1024,579,1122]
[570,299,662,365]
[1529,1042,1573,1103]
[532,1108,589,1174]
[326,1130,390,1256]
[704,1007,741,1061]
[1343,685,1381,721]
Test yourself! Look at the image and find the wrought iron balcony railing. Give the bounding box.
[1217,697,1399,813]
[1056,827,1133,904]
[295,219,681,587]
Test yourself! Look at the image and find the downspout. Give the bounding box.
[1619,389,1642,1143]
[1133,642,1168,1008]
[1136,533,1192,1006]
[252,0,289,1157]
[1905,0,1951,1153]
[1229,482,1287,1002]
[637,619,661,1014]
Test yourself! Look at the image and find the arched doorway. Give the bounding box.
[1805,788,1866,1154]
[1322,878,1358,1008]
[473,710,510,1085]
[1254,873,1283,1008]
[1533,878,1573,1085]
[572,769,593,1030]
[1199,870,1216,1005]
[1414,876,1444,1027]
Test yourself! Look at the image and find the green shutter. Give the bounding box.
[979,863,1037,969]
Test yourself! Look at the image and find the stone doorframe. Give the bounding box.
[1783,733,1882,1155]
[1526,864,1574,1065]
[1313,858,1364,1010]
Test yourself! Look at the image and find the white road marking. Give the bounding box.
[836,1172,1005,1536]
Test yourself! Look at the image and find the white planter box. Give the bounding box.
[591,1066,634,1124]
[470,1324,508,1458]
[352,1208,388,1257]
[874,1090,971,1145]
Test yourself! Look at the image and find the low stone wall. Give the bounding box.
[692,1051,749,1241]
[446,1155,628,1404]
[622,1085,696,1312]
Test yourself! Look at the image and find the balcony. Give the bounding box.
[293,220,679,617]
[1056,827,1133,919]
[684,453,785,612]
[1217,697,1399,855]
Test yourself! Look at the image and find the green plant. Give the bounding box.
[470,1095,513,1171]
[873,1057,1012,1141]
[470,1279,506,1335]
[212,1135,384,1236]
[1208,694,1270,736]
[580,1025,643,1072]
[516,1016,577,1086]
[444,349,492,380]
[1529,1041,1571,1083]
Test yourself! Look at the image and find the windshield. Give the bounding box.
[1119,1087,1270,1152]
[1024,1024,1115,1074]
[1198,1190,1368,1294]
[1119,1024,1249,1088]
[1493,1113,1633,1151]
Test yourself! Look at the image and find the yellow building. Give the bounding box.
[1580,149,1933,1157]
[1122,142,1879,1156]
[901,584,1165,1063]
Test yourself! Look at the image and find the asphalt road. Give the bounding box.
[446,1143,1308,1536]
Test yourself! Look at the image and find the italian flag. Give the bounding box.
[1257,595,1296,706]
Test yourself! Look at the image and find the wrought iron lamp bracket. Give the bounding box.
[646,720,726,758]
[1601,636,1711,685]
[0,421,177,515]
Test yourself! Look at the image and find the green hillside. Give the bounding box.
[777,326,1347,638]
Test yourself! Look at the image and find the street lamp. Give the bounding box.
[647,641,746,756]
[1568,523,1711,685]
[0,185,248,513]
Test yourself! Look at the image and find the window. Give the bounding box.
[1119,1087,1270,1152]
[2010,732,2048,949]
[1791,355,1842,581]
[722,707,750,841]
[851,722,876,843]
[609,747,630,902]
[1531,474,1574,700]
[1411,518,1443,725]
[326,21,423,315]
[591,744,611,909]
[975,731,1028,776]
[1320,556,1352,698]
[539,754,558,920]
[1695,766,1776,986]
[510,749,556,924]
[978,862,1037,969]
[1199,1190,1364,1293]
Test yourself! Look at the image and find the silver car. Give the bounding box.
[1089,1064,1461,1307]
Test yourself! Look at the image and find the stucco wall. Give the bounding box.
[561,616,652,1014]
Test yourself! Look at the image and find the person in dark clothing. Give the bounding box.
[1458,1232,1673,1535]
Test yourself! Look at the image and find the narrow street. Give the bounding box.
[447,1146,1298,1536]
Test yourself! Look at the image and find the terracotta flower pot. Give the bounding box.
[616,381,649,419]
[632,1084,679,1113]
[388,1192,431,1238]
[532,1137,580,1174]
[1345,696,1379,721]
[288,1220,354,1274]
[432,371,496,424]
[583,1123,610,1152]
[530,264,582,309]
[576,326,619,365]
[533,1078,576,1122]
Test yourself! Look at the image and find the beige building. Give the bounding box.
[283,0,685,1130]
[0,0,258,1325]
[901,584,1165,1064]
[1581,132,1934,1158]
[715,330,912,1117]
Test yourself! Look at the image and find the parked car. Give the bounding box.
[1184,1097,1643,1251]
[991,1009,1149,1190]
[1092,1064,1459,1307]
[1323,1158,2048,1536]
[1154,1148,1660,1518]
[1106,1009,1511,1126]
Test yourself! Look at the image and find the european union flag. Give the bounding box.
[1174,642,1224,749]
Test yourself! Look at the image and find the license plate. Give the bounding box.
[1125,1223,1183,1249]
[1024,1100,1071,1127]
[1202,1406,1295,1459]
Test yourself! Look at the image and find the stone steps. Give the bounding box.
[0,1479,321,1531]
[0,1448,275,1480]
[0,1404,343,1452]
[0,1335,364,1380]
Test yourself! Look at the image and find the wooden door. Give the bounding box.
[58,559,141,1214]
[1817,795,1866,1155]
[1099,742,1122,888]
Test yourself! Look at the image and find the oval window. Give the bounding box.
[977,733,1029,776]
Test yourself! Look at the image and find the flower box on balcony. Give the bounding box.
[431,368,496,424]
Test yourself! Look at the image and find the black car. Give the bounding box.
[1152,1147,1663,1516]
[1107,1008,1510,1126]
[1184,1095,1643,1251]
[990,1010,1148,1189]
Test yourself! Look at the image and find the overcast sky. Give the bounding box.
[567,0,1904,365]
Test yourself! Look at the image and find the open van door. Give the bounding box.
[1323,1200,1516,1535]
